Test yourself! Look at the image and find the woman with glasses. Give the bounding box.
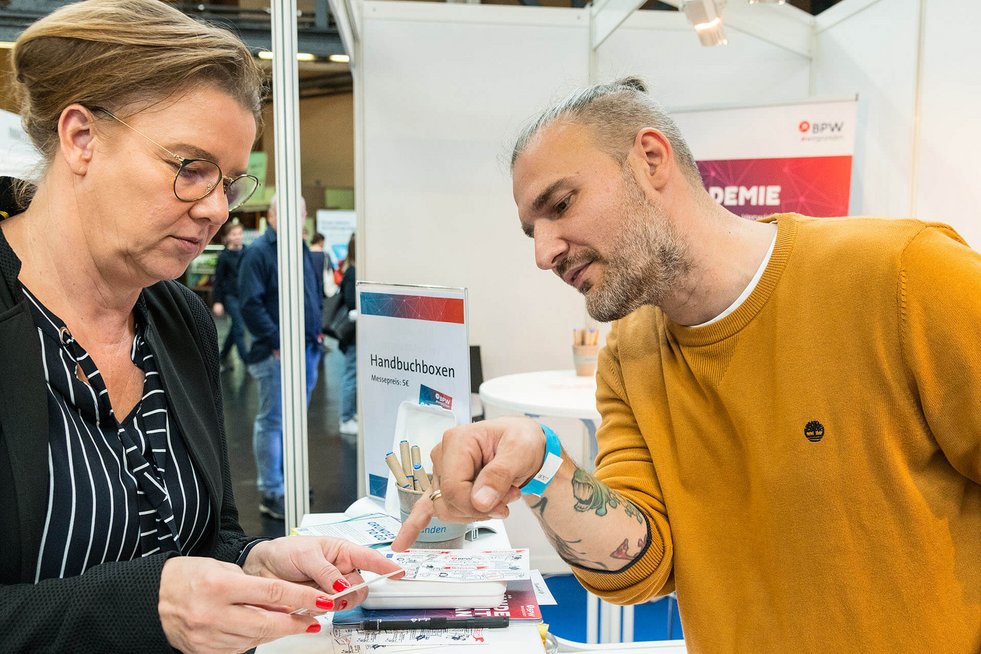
[0,1,400,652]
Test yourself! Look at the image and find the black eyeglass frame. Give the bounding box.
[87,105,260,211]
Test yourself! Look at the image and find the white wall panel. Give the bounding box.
[360,2,816,382]
[360,2,591,380]
[595,11,811,110]
[914,0,981,247]
[811,0,919,219]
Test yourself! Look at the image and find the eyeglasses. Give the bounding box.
[89,106,259,212]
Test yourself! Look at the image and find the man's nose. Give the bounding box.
[533,221,567,271]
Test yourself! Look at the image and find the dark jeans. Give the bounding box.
[219,295,248,363]
[341,343,357,422]
[247,343,322,497]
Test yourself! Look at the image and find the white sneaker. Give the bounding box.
[339,419,358,435]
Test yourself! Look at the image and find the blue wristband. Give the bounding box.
[520,424,563,496]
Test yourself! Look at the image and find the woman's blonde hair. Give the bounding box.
[11,0,265,181]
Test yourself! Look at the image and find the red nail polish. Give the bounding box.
[332,579,351,593]
[306,623,321,634]
[315,596,334,610]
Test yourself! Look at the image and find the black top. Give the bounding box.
[239,228,324,363]
[339,264,357,352]
[212,246,245,304]
[21,286,211,582]
[0,228,257,652]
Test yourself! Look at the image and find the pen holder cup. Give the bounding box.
[572,344,599,377]
[397,482,469,549]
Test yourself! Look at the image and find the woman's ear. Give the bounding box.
[57,104,99,175]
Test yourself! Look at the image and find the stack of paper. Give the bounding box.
[333,578,544,625]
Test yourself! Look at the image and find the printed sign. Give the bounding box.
[358,283,470,498]
[674,99,857,218]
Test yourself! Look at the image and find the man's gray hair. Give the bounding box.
[511,77,702,186]
[267,192,307,218]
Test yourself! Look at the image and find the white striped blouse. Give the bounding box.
[22,287,212,581]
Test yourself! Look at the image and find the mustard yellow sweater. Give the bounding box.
[574,214,981,653]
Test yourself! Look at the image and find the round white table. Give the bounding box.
[478,369,601,422]
[479,369,601,464]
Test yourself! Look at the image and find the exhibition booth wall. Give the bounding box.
[355,0,981,381]
[356,2,816,383]
[814,0,981,244]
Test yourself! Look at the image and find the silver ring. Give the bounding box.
[429,488,442,502]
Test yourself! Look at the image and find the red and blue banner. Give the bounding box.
[674,100,857,219]
[360,292,465,324]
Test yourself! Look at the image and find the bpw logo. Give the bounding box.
[798,120,845,135]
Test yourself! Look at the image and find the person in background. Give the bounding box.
[0,2,401,652]
[395,77,981,652]
[239,194,325,520]
[338,232,358,436]
[211,221,248,371]
[309,230,337,298]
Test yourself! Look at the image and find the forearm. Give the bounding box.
[526,456,649,572]
[0,555,175,652]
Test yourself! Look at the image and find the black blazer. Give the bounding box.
[0,231,252,652]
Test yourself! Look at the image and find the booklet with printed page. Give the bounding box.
[334,578,542,624]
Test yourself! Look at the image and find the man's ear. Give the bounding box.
[632,128,674,191]
[57,104,99,176]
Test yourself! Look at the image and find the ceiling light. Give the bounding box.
[328,54,351,64]
[257,50,316,62]
[683,0,727,47]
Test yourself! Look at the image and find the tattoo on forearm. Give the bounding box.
[611,538,631,560]
[610,534,649,561]
[528,496,609,570]
[621,497,646,525]
[571,469,645,525]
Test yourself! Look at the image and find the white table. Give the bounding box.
[479,369,601,464]
[478,369,600,421]
[258,623,546,653]
[257,498,547,654]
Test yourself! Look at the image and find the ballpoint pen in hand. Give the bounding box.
[290,569,404,616]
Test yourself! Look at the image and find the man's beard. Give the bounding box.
[574,169,691,322]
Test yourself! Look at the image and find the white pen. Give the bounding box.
[291,569,404,615]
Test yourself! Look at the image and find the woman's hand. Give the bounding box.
[159,556,334,654]
[242,537,404,612]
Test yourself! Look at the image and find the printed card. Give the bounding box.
[295,513,402,547]
[387,549,530,583]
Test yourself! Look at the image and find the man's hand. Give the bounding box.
[392,417,544,551]
[212,302,225,317]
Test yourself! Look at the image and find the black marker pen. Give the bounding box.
[356,616,510,631]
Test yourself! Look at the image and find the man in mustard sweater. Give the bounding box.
[394,78,981,651]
